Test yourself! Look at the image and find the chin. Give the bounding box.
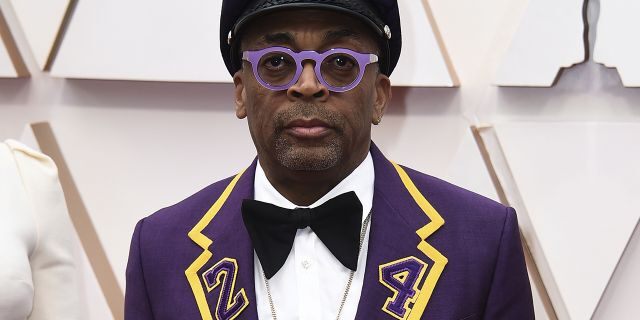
[274,140,343,171]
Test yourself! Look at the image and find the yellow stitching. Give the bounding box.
[378,256,428,320]
[185,170,247,320]
[390,162,448,320]
[201,258,249,320]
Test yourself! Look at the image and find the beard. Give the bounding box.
[271,103,345,171]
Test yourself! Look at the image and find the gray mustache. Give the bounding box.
[274,103,344,132]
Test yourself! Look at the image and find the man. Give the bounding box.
[125,0,535,319]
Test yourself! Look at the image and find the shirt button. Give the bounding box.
[302,260,311,269]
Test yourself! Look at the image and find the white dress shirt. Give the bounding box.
[0,140,80,320]
[253,152,374,320]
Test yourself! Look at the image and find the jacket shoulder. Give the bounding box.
[139,175,237,234]
[394,165,532,319]
[399,164,510,225]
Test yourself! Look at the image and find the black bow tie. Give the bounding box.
[241,191,363,279]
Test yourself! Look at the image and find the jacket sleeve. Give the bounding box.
[125,219,155,319]
[4,140,82,320]
[483,207,535,319]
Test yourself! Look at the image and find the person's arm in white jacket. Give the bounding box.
[0,140,80,320]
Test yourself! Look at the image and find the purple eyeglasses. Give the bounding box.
[242,46,379,93]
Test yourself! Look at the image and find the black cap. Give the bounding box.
[220,0,401,77]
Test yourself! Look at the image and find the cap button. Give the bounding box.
[384,25,392,40]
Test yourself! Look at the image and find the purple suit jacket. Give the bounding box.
[125,144,534,319]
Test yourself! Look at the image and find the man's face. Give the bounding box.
[234,9,391,174]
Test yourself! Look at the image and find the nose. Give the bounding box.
[287,61,329,101]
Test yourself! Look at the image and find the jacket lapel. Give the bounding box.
[355,144,448,320]
[186,145,448,319]
[186,160,259,320]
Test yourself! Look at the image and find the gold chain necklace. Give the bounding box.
[262,212,372,320]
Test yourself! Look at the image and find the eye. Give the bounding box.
[261,54,291,70]
[267,56,284,67]
[328,55,355,70]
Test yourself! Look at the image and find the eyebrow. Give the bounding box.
[323,28,361,43]
[260,32,295,46]
[257,28,362,47]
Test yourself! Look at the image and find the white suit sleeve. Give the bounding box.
[0,140,81,320]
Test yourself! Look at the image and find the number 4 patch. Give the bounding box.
[379,256,428,320]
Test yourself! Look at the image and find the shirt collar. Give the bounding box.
[254,152,375,220]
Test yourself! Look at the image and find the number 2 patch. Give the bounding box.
[379,256,428,320]
[201,258,249,320]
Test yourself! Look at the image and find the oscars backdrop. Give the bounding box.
[1,0,639,319]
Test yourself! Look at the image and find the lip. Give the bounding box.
[284,119,332,139]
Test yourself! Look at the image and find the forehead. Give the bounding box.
[240,8,379,51]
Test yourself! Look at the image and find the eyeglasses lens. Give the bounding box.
[258,51,296,86]
[321,53,360,88]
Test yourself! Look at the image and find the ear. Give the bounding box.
[233,70,247,119]
[372,73,391,125]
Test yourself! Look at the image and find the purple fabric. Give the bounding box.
[125,143,534,319]
[125,161,259,320]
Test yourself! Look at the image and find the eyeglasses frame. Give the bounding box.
[241,46,379,93]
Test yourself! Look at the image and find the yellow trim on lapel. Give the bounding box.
[185,170,246,320]
[391,162,448,320]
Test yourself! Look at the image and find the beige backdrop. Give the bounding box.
[1,0,639,319]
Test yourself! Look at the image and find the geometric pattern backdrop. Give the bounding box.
[0,5,28,77]
[0,29,18,76]
[495,122,640,319]
[494,0,585,87]
[9,0,72,71]
[2,0,640,319]
[594,0,640,87]
[24,0,457,86]
[50,0,228,82]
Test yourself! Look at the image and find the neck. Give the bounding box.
[259,151,369,206]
